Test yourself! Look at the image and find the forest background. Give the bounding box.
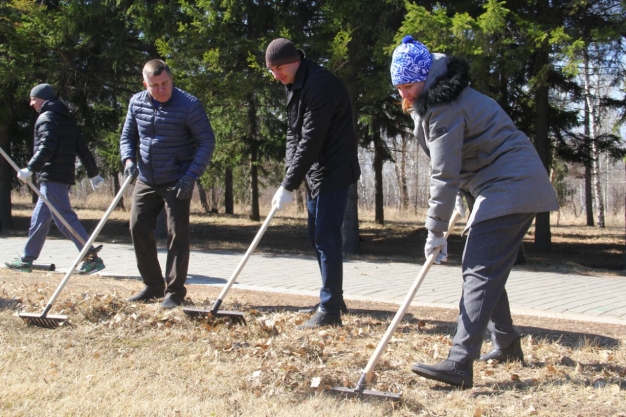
[1,0,626,262]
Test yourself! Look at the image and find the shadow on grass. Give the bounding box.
[243,304,622,351]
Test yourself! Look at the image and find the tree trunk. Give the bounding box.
[224,167,233,214]
[583,49,605,228]
[342,82,360,254]
[583,93,594,226]
[296,187,305,212]
[113,172,125,210]
[392,136,409,211]
[532,36,552,252]
[623,159,626,270]
[248,94,260,221]
[342,183,360,254]
[249,143,259,221]
[196,180,210,213]
[373,118,384,225]
[211,185,219,213]
[0,122,13,229]
[592,141,605,228]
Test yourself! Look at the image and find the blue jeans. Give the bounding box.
[22,181,92,262]
[306,186,349,315]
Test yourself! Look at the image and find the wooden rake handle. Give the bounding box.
[40,175,134,317]
[0,145,86,245]
[211,205,279,312]
[356,210,462,390]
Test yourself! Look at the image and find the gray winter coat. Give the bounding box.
[411,54,558,233]
[120,87,215,186]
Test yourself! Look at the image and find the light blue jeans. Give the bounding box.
[22,181,92,262]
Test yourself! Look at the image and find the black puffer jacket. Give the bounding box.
[281,55,361,197]
[28,98,98,184]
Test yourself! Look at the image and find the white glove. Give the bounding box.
[17,167,33,182]
[455,193,466,218]
[89,175,104,190]
[272,186,293,210]
[425,230,448,264]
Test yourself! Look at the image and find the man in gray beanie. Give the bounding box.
[5,83,106,274]
[265,38,361,329]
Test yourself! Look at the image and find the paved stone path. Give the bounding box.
[2,236,625,325]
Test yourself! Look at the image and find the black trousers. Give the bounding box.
[129,179,191,299]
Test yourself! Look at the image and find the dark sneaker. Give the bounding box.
[297,307,342,329]
[79,257,105,275]
[479,337,524,363]
[161,295,183,309]
[298,301,349,314]
[411,359,473,389]
[5,258,33,272]
[128,287,165,302]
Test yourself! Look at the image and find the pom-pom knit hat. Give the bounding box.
[390,35,432,86]
[29,83,56,101]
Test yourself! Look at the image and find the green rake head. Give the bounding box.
[19,312,68,328]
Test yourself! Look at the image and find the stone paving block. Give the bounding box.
[1,236,625,325]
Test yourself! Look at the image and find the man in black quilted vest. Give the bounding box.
[5,83,105,274]
[120,59,215,309]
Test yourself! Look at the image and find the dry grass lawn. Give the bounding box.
[2,190,626,415]
[1,268,625,417]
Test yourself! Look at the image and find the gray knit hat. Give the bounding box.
[30,83,56,100]
[265,38,300,67]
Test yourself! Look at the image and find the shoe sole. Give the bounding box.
[5,265,33,272]
[411,366,473,389]
[79,265,105,275]
[128,295,163,302]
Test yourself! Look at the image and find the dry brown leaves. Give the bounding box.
[1,270,625,416]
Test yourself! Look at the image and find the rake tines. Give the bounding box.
[19,312,68,328]
[183,307,247,325]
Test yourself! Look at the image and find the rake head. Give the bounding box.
[182,307,247,325]
[330,386,402,400]
[19,312,68,328]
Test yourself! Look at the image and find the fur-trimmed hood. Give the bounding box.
[415,55,470,116]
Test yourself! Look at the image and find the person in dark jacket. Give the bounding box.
[120,59,215,309]
[5,83,106,274]
[265,38,361,329]
[391,36,558,389]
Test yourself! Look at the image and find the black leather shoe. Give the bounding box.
[161,295,183,309]
[479,337,524,363]
[297,307,342,329]
[411,359,473,389]
[128,287,165,302]
[298,301,349,314]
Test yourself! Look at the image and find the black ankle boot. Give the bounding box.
[479,337,524,363]
[411,359,473,389]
